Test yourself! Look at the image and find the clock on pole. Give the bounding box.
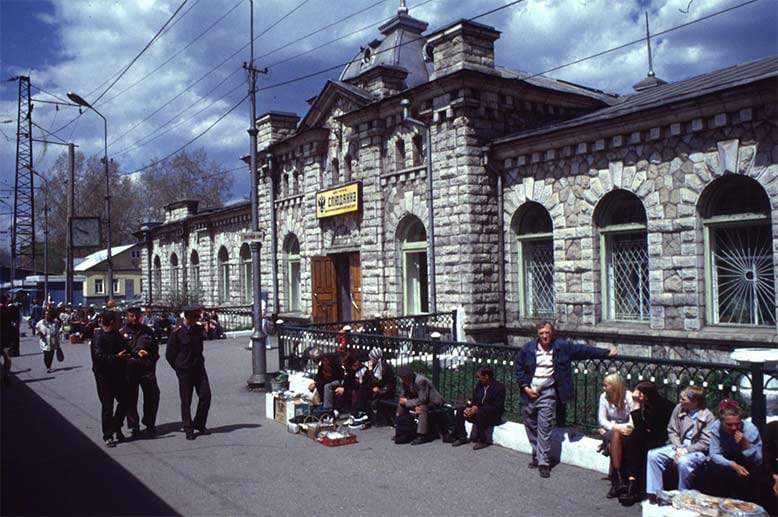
[70,217,102,248]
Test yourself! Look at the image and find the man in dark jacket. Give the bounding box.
[121,307,160,437]
[91,310,130,447]
[445,366,506,450]
[516,320,616,478]
[397,365,444,445]
[307,348,345,410]
[166,306,211,440]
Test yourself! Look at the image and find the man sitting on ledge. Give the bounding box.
[444,366,505,450]
[397,365,443,445]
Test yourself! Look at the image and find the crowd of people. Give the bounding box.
[302,320,777,513]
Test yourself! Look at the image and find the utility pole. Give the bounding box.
[66,143,75,304]
[245,0,269,389]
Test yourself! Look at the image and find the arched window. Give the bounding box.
[514,202,555,318]
[395,139,406,171]
[170,253,180,298]
[343,154,352,183]
[399,216,429,315]
[218,246,230,304]
[190,250,200,299]
[286,235,301,312]
[153,255,162,299]
[700,176,775,326]
[331,158,340,186]
[240,243,252,304]
[594,190,650,321]
[412,133,423,167]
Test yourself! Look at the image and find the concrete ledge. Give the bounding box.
[468,421,609,474]
[269,372,609,474]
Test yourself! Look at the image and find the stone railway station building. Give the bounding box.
[137,5,778,357]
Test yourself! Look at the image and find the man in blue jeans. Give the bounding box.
[645,385,715,501]
[515,321,616,478]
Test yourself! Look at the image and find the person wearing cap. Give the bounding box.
[122,307,160,437]
[365,347,396,426]
[645,385,715,501]
[90,310,131,447]
[166,306,211,440]
[704,400,770,509]
[396,365,443,445]
[515,320,617,478]
[444,366,506,450]
[307,348,345,410]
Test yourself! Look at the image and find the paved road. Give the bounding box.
[1,333,642,517]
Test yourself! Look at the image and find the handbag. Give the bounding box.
[56,347,64,362]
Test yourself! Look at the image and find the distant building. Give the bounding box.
[75,244,143,306]
[137,5,777,356]
[134,200,251,307]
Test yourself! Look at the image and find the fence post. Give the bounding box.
[749,362,766,433]
[451,310,457,342]
[276,319,285,371]
[431,331,441,388]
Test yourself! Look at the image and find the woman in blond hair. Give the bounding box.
[598,372,635,498]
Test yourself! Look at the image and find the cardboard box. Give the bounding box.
[273,396,310,425]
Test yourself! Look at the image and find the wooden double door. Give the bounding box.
[311,252,361,323]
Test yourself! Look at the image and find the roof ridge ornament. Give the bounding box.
[632,11,667,91]
[399,0,408,15]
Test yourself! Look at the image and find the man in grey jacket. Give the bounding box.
[645,385,715,500]
[397,365,443,445]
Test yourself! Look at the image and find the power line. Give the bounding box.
[119,94,249,176]
[100,0,245,106]
[92,0,191,105]
[112,70,246,158]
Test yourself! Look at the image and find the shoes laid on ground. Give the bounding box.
[528,459,539,469]
[348,422,372,430]
[410,434,435,445]
[451,437,469,447]
[352,413,369,423]
[195,427,211,435]
[185,431,196,440]
[105,437,117,448]
[538,465,551,478]
[472,442,489,450]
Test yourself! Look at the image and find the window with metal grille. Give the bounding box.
[701,176,775,326]
[515,202,555,319]
[287,236,301,312]
[606,234,650,321]
[218,247,230,304]
[240,244,252,304]
[596,190,649,322]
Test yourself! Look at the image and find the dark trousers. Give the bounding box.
[126,366,160,429]
[43,350,55,369]
[175,367,211,431]
[452,405,501,442]
[94,374,129,440]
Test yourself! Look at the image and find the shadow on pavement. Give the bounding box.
[1,376,179,516]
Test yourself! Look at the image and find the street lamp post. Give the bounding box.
[245,0,268,389]
[66,91,113,302]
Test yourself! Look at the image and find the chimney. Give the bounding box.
[257,112,299,151]
[426,19,500,80]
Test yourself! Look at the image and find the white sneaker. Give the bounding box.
[353,413,369,423]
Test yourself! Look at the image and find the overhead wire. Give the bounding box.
[92,0,191,105]
[100,0,245,106]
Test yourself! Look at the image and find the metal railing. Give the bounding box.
[298,311,457,341]
[146,304,253,332]
[278,325,777,434]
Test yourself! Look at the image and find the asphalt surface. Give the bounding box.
[1,333,643,517]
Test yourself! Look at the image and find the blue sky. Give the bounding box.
[1,0,776,249]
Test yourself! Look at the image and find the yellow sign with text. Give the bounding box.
[316,182,361,219]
